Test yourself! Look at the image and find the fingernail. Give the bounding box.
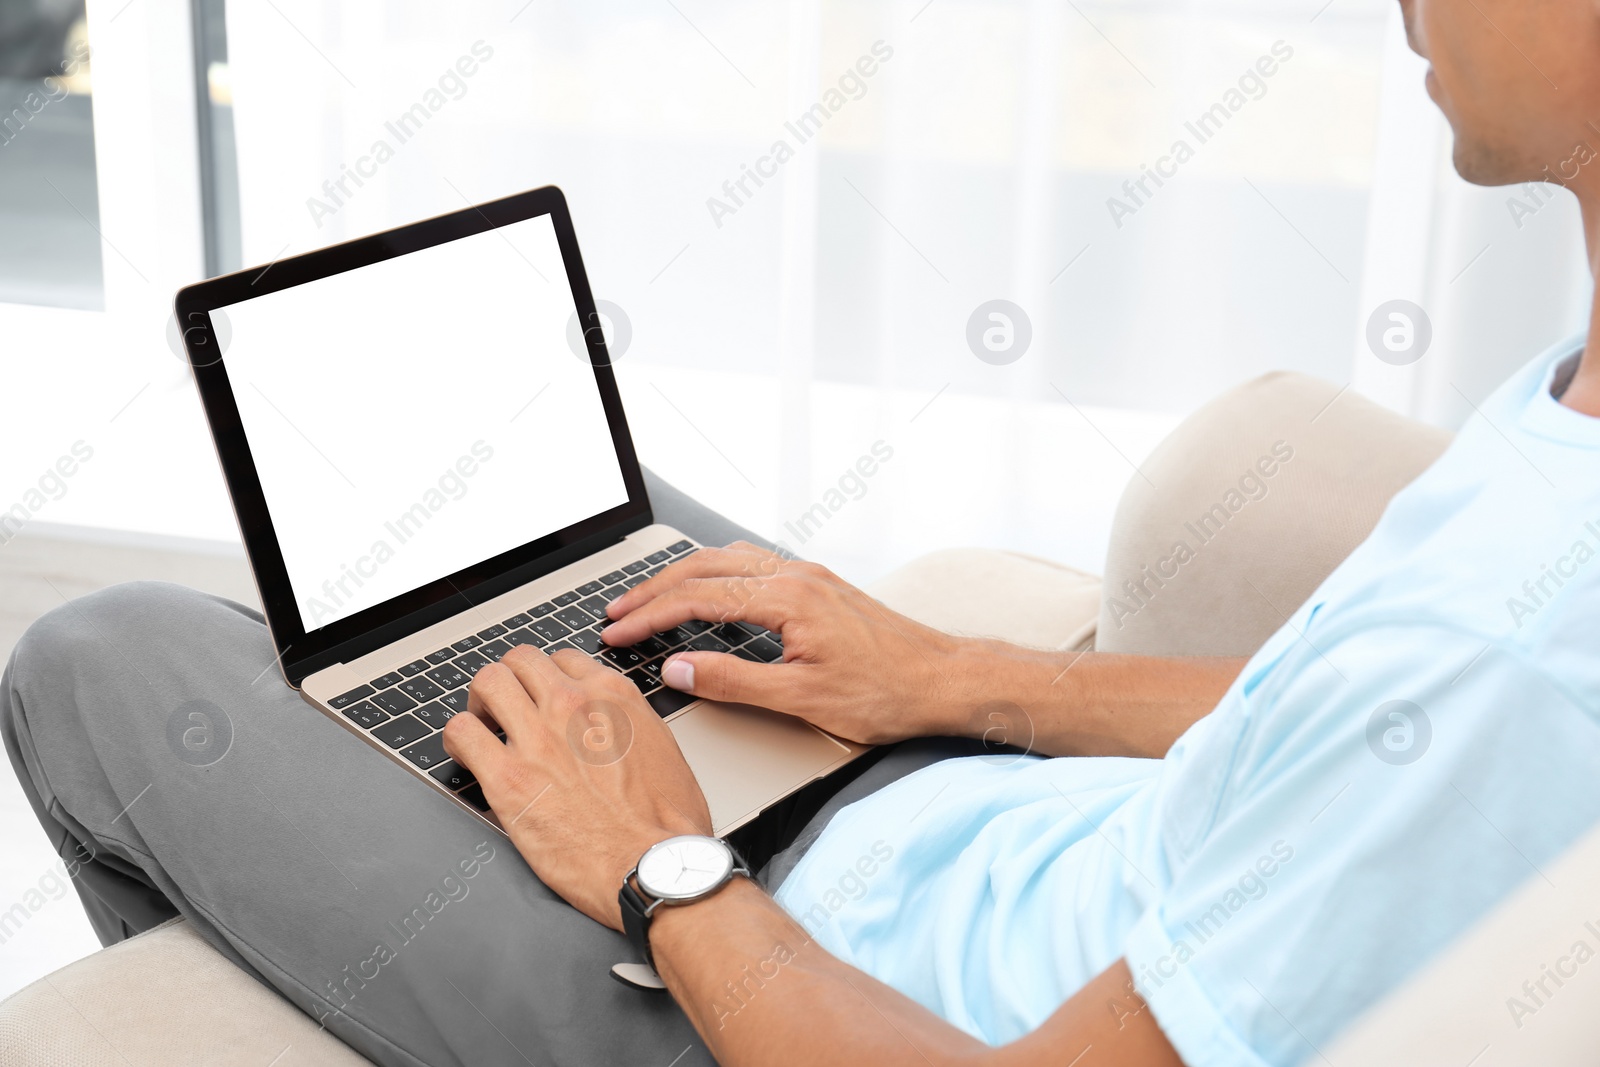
[662,656,694,692]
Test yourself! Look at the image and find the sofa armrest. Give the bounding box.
[1329,818,1600,1065]
[1095,371,1451,659]
[867,547,1101,651]
[0,918,373,1067]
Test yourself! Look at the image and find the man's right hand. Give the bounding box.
[599,542,979,745]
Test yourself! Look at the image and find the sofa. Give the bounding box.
[5,371,1595,1065]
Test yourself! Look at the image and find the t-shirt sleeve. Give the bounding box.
[1121,622,1600,1067]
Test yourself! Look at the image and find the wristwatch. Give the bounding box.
[619,835,749,973]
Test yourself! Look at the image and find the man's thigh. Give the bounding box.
[2,581,708,1067]
[643,467,773,551]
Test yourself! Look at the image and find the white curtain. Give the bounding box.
[221,0,1581,583]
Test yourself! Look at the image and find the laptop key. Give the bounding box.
[623,575,648,588]
[732,621,769,640]
[621,560,649,575]
[633,636,669,658]
[414,701,455,730]
[502,612,532,628]
[687,633,731,654]
[552,591,580,607]
[655,625,691,646]
[330,684,374,709]
[624,669,657,694]
[578,595,611,621]
[555,607,593,631]
[458,783,492,812]
[597,585,627,602]
[453,651,489,677]
[426,664,470,690]
[398,677,444,704]
[644,565,663,576]
[601,646,646,671]
[646,688,696,718]
[341,701,389,729]
[745,636,784,662]
[531,618,571,642]
[645,550,671,565]
[425,648,455,665]
[666,540,693,554]
[476,624,508,641]
[639,660,663,682]
[712,623,749,647]
[399,659,430,677]
[479,639,512,662]
[680,619,713,635]
[376,713,431,750]
[438,690,470,714]
[369,671,404,690]
[531,601,557,617]
[576,580,605,596]
[401,733,449,770]
[733,645,763,663]
[599,570,626,584]
[430,760,476,792]
[451,635,483,653]
[544,640,576,655]
[505,627,547,648]
[567,628,603,654]
[371,689,419,715]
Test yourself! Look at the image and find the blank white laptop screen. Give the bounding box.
[216,213,629,632]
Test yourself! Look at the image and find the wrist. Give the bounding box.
[647,872,766,967]
[933,637,1074,747]
[602,826,688,928]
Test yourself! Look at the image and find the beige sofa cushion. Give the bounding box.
[1329,818,1600,1065]
[0,918,370,1066]
[1095,371,1451,658]
[866,547,1101,651]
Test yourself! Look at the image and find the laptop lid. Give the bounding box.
[175,186,650,687]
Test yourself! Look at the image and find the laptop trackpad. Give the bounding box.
[670,701,851,835]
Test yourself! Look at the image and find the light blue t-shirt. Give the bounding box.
[774,337,1600,1065]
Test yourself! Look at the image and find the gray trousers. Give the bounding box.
[1,470,977,1067]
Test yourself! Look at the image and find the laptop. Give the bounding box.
[175,185,869,837]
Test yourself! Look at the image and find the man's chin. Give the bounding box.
[1445,129,1532,188]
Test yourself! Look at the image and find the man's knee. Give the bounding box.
[11,581,219,690]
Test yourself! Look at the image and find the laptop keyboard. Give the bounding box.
[325,540,786,814]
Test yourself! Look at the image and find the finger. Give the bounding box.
[441,709,511,780]
[545,646,611,681]
[601,577,797,646]
[658,650,796,710]
[495,643,574,709]
[606,545,790,620]
[465,662,538,741]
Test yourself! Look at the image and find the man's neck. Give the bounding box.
[1568,190,1600,415]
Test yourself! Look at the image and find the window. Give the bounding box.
[0,2,100,310]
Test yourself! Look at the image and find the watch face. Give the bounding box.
[636,835,735,901]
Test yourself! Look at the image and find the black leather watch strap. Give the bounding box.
[619,878,656,969]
